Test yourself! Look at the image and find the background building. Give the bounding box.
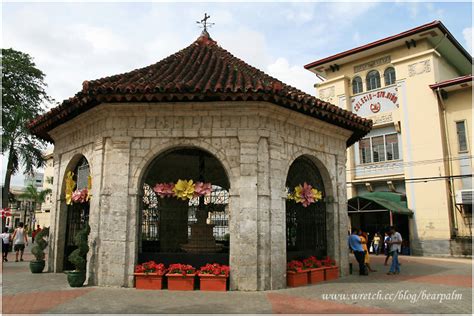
[36,151,54,228]
[305,21,472,256]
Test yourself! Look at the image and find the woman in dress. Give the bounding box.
[359,230,376,272]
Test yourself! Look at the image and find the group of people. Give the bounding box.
[1,223,42,262]
[348,226,402,276]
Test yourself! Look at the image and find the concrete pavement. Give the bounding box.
[1,246,472,314]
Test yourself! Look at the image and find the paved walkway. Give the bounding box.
[1,245,472,314]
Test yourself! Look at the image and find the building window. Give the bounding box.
[456,121,468,152]
[384,67,396,85]
[352,76,363,94]
[358,133,400,164]
[359,138,371,163]
[366,70,381,91]
[372,136,385,162]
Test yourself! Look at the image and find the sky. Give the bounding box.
[2,1,473,186]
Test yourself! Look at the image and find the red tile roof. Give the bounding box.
[429,75,473,89]
[28,32,372,146]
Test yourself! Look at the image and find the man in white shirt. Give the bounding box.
[11,222,28,262]
[386,226,402,275]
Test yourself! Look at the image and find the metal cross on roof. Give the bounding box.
[196,13,214,31]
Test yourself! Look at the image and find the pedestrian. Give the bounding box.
[373,233,381,255]
[32,225,42,244]
[11,222,28,262]
[1,227,11,262]
[348,228,368,275]
[386,226,402,275]
[384,231,391,266]
[359,230,376,272]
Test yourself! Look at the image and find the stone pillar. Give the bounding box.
[230,134,259,291]
[268,135,286,289]
[335,154,349,276]
[257,137,270,290]
[48,152,62,273]
[98,136,132,287]
[86,138,105,285]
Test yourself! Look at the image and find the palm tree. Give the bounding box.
[19,184,52,229]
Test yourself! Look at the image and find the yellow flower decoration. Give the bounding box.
[311,188,322,201]
[65,171,76,205]
[293,184,304,204]
[86,175,92,201]
[173,179,195,200]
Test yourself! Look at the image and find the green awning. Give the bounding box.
[348,191,413,216]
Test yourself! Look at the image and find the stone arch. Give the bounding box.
[56,153,92,272]
[131,139,236,195]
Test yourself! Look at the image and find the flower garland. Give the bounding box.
[287,182,322,207]
[153,179,212,201]
[66,172,92,205]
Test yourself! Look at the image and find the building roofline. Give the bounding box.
[304,20,472,70]
[429,75,473,89]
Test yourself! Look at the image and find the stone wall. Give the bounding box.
[48,101,352,290]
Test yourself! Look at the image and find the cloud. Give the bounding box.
[463,27,472,54]
[267,57,319,96]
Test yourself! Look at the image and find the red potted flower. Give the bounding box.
[198,263,230,291]
[303,256,325,284]
[134,261,166,290]
[166,263,196,291]
[321,256,339,281]
[286,260,309,287]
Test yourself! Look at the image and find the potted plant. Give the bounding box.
[286,260,309,287]
[321,256,339,281]
[67,224,90,287]
[303,256,325,284]
[29,227,49,273]
[134,261,166,290]
[198,263,230,291]
[166,263,196,291]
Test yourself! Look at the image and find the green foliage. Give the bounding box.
[68,224,90,271]
[31,227,49,261]
[1,48,52,208]
[19,184,52,205]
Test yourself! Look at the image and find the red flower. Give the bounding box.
[134,261,166,275]
[168,263,196,276]
[199,263,230,277]
[303,256,322,269]
[321,256,336,266]
[287,260,304,272]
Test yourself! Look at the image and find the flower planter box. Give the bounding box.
[287,270,309,287]
[324,266,339,281]
[199,274,227,291]
[308,267,325,284]
[134,273,164,290]
[166,273,195,291]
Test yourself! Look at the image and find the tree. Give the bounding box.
[18,184,52,229]
[1,48,52,209]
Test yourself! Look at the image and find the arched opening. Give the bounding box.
[138,147,230,268]
[366,70,381,91]
[63,156,90,270]
[286,156,327,261]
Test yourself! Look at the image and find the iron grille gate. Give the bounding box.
[63,158,90,271]
[286,156,327,260]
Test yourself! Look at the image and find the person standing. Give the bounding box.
[1,227,11,262]
[359,230,377,272]
[32,225,42,244]
[11,222,28,262]
[373,233,381,255]
[387,226,402,275]
[348,228,368,275]
[384,232,391,266]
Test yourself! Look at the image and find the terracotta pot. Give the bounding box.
[324,266,339,281]
[134,273,164,290]
[287,270,309,287]
[308,267,325,284]
[199,274,227,291]
[166,273,195,291]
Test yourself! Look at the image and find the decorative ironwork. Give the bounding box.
[286,156,327,259]
[196,13,214,31]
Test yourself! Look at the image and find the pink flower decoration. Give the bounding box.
[194,182,212,197]
[71,188,88,203]
[153,183,175,198]
[300,182,316,207]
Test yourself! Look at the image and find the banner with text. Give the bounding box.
[351,86,399,117]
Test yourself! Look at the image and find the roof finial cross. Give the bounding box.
[196,13,214,31]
